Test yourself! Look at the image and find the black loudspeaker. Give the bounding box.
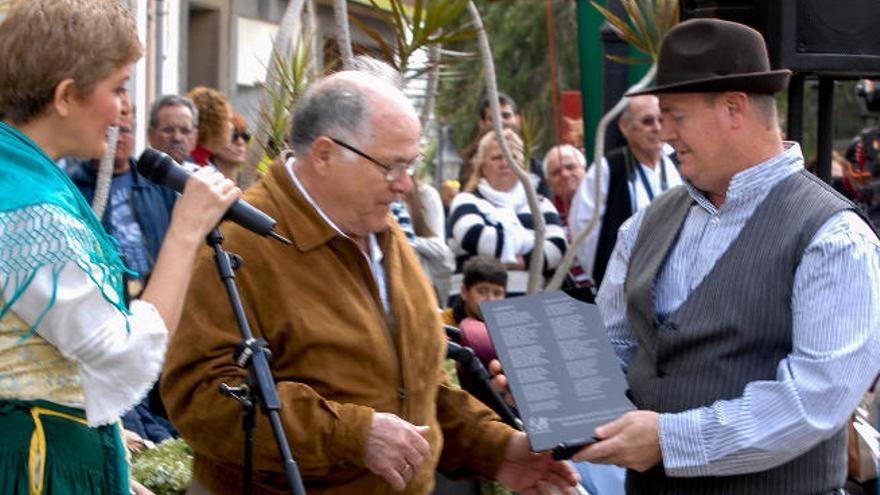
[681,0,880,77]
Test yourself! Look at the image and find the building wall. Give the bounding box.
[22,0,421,155]
[175,0,396,132]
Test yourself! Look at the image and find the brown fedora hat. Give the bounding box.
[627,18,791,96]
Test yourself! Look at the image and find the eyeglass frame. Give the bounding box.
[638,115,662,127]
[156,124,197,137]
[328,137,418,181]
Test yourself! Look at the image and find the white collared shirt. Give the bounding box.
[569,152,683,280]
[285,158,391,318]
[598,142,880,476]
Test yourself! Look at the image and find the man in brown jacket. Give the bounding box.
[161,65,577,495]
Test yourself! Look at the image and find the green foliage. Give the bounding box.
[443,358,460,388]
[591,0,679,64]
[436,0,581,154]
[480,480,513,495]
[130,438,193,495]
[257,33,315,160]
[350,0,477,79]
[518,108,541,166]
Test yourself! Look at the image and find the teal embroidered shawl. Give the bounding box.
[0,121,130,334]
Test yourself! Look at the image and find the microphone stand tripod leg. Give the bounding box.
[209,228,307,495]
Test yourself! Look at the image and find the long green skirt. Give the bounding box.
[0,399,129,494]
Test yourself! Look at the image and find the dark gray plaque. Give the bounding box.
[481,290,634,452]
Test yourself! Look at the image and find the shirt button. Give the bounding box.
[710,217,720,225]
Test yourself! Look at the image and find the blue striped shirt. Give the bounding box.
[390,199,416,243]
[597,142,880,476]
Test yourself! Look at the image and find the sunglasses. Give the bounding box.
[639,115,662,127]
[232,129,251,142]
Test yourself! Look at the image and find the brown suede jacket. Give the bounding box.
[161,163,515,494]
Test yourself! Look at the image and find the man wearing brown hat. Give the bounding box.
[572,18,880,493]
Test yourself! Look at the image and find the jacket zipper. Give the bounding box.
[355,242,406,411]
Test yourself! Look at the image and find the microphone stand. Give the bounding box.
[207,227,307,495]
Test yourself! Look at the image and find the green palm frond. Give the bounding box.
[257,33,315,159]
[353,0,475,77]
[591,0,679,63]
[519,109,543,164]
[606,54,654,65]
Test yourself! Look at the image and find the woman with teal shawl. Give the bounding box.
[0,1,240,493]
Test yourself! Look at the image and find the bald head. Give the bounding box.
[619,95,663,164]
[291,70,418,155]
[289,64,422,239]
[543,144,586,204]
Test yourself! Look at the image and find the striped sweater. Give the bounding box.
[447,190,567,293]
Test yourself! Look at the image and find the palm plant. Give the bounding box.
[349,0,477,83]
[547,0,678,290]
[592,0,678,65]
[254,35,315,162]
[239,0,310,189]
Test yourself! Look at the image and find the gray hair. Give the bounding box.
[148,94,199,128]
[748,93,778,130]
[620,99,634,122]
[542,144,586,178]
[701,92,778,130]
[290,78,371,156]
[346,55,403,90]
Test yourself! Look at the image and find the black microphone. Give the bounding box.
[136,148,291,245]
[443,324,462,342]
[447,340,521,430]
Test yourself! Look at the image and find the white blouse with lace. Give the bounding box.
[0,261,168,427]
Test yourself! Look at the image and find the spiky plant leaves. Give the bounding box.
[348,15,397,69]
[255,33,314,160]
[591,0,679,62]
[606,54,653,65]
[352,0,474,79]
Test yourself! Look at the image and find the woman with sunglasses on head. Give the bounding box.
[0,1,239,493]
[213,113,251,183]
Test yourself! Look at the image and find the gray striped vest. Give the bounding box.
[623,170,864,494]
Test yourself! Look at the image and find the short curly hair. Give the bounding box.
[0,0,143,124]
[186,86,232,153]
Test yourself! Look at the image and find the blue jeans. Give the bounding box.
[573,461,626,495]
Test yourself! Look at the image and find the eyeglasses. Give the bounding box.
[329,137,418,181]
[157,125,195,137]
[639,115,662,127]
[232,129,251,142]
